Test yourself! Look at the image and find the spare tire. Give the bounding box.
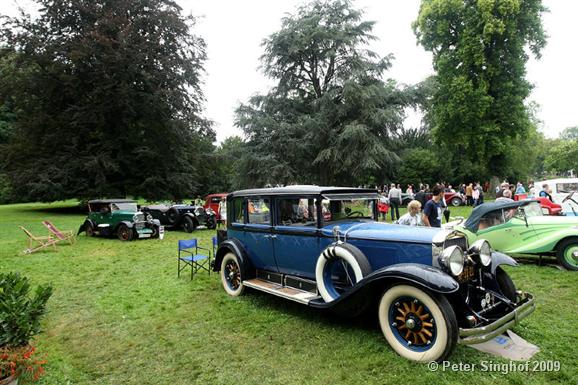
[315,242,372,303]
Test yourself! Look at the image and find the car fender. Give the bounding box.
[114,221,134,233]
[77,219,96,235]
[213,238,254,279]
[151,219,161,227]
[505,228,578,255]
[309,263,459,309]
[182,212,198,225]
[490,251,518,274]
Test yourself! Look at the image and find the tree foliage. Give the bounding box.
[544,139,578,175]
[0,0,213,202]
[235,0,411,187]
[414,0,547,180]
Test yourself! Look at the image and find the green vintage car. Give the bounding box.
[450,200,578,270]
[78,199,161,241]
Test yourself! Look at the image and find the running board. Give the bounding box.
[243,278,321,305]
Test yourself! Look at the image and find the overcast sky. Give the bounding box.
[4,0,578,142]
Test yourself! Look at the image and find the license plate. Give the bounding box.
[458,265,475,282]
[138,233,151,238]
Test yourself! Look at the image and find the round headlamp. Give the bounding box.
[146,214,153,222]
[468,239,492,267]
[440,245,465,276]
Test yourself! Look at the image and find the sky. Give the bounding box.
[3,0,578,142]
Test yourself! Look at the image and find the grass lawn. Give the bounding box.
[1,201,577,385]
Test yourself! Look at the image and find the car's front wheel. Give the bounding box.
[220,252,245,296]
[117,224,133,241]
[182,216,196,233]
[556,238,578,271]
[378,284,458,362]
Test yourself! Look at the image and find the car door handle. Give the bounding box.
[270,235,277,239]
[264,234,277,239]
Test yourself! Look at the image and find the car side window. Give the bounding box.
[231,197,244,224]
[277,197,317,226]
[478,210,505,230]
[247,198,271,225]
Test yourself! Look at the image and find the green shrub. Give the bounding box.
[0,272,53,348]
[0,174,12,204]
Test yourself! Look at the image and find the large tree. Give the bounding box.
[413,0,547,180]
[235,0,410,187]
[0,0,212,202]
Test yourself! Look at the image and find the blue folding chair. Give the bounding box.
[178,239,211,280]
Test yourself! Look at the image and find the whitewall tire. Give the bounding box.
[220,252,245,297]
[378,284,457,362]
[315,243,371,303]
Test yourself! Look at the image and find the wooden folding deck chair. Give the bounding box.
[42,220,76,245]
[20,226,58,254]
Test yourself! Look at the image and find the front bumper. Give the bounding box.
[458,291,535,345]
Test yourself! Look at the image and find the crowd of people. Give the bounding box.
[374,180,548,229]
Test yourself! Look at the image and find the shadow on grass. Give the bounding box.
[243,289,381,332]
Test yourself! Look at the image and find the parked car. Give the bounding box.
[142,204,216,232]
[535,178,578,215]
[78,199,160,241]
[213,186,535,362]
[444,192,466,207]
[404,192,465,207]
[450,200,578,270]
[204,193,228,220]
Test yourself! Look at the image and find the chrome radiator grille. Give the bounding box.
[444,236,468,251]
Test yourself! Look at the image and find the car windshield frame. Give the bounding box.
[111,202,138,212]
[321,197,377,225]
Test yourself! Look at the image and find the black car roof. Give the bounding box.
[88,199,136,204]
[228,185,378,197]
[464,200,533,232]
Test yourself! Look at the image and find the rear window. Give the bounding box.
[247,198,271,225]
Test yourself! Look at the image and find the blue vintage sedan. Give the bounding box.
[213,186,535,362]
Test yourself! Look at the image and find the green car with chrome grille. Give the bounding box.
[450,200,578,270]
[78,199,161,241]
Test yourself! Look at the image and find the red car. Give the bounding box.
[204,193,228,219]
[514,194,562,215]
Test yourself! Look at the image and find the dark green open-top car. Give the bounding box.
[78,199,161,241]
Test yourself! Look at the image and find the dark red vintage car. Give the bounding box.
[204,193,228,219]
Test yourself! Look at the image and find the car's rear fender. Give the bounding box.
[213,238,255,279]
[309,263,459,309]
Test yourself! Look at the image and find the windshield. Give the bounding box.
[322,198,376,224]
[518,202,543,218]
[111,202,138,212]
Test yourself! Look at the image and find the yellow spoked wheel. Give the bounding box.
[378,284,457,362]
[393,298,435,346]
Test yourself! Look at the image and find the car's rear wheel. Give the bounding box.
[85,222,94,237]
[182,216,196,233]
[220,252,245,296]
[451,197,462,207]
[378,284,458,362]
[117,224,133,241]
[556,238,578,271]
